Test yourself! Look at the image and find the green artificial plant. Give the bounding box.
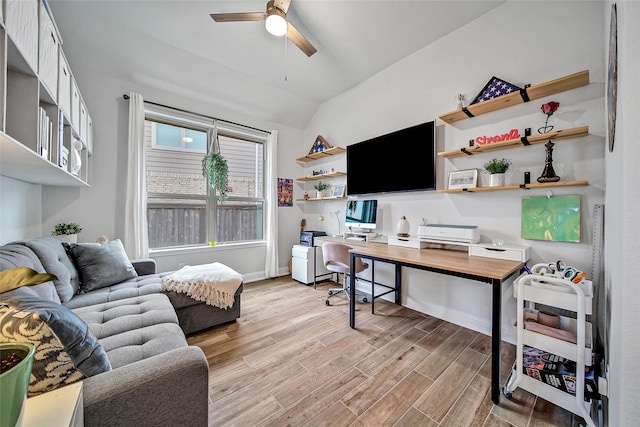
[202,152,229,202]
[314,181,327,192]
[52,222,82,236]
[483,158,512,174]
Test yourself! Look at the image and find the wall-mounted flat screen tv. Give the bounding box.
[347,120,436,195]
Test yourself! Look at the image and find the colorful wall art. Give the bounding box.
[521,195,581,242]
[278,178,293,207]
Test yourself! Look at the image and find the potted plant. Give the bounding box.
[314,181,327,199]
[52,222,82,244]
[202,152,229,202]
[483,158,512,187]
[1,342,35,427]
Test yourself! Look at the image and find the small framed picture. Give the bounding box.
[332,184,346,198]
[448,169,478,190]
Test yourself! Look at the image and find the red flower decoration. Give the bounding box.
[541,101,560,116]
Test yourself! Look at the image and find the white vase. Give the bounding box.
[396,216,410,237]
[316,191,323,199]
[55,234,78,244]
[489,173,505,187]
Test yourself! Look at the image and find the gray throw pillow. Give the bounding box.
[66,239,137,292]
[0,295,111,396]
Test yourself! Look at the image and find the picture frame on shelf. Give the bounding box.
[332,184,346,198]
[448,169,478,190]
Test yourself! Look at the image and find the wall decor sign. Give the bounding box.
[448,169,478,190]
[521,195,581,242]
[607,3,617,152]
[474,129,521,146]
[277,178,293,207]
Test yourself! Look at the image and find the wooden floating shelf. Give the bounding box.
[437,126,589,158]
[439,70,590,124]
[296,171,346,181]
[438,180,589,193]
[296,196,347,202]
[296,147,345,162]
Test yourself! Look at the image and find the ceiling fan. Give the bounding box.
[210,0,317,57]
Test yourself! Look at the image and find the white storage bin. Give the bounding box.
[469,243,530,262]
[79,99,87,145]
[58,50,71,119]
[38,2,59,101]
[5,0,39,73]
[71,78,81,133]
[85,113,93,156]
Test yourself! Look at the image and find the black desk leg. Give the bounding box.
[350,252,356,328]
[371,259,375,314]
[491,278,502,404]
[395,263,402,305]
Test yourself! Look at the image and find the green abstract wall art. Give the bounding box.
[521,195,581,242]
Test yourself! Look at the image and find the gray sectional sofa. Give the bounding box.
[0,237,243,426]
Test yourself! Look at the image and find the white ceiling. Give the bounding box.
[49,0,505,128]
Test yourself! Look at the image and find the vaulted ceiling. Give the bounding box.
[50,0,505,128]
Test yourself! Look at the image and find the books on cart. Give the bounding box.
[522,345,598,398]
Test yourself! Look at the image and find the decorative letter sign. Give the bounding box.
[475,129,521,146]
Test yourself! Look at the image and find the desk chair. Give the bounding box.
[321,242,369,306]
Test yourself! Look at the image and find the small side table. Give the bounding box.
[22,382,83,427]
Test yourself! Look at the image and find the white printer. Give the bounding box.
[418,224,480,244]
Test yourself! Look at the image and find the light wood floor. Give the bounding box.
[187,276,583,427]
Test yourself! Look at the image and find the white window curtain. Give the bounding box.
[264,130,279,278]
[124,92,149,259]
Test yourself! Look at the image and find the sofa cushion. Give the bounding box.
[66,240,137,292]
[0,295,111,396]
[72,294,179,340]
[98,323,188,369]
[21,237,80,303]
[64,274,164,309]
[0,244,61,304]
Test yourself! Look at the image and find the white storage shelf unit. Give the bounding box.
[0,0,93,187]
[505,271,596,427]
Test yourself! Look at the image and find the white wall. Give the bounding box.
[299,1,605,338]
[605,1,640,425]
[0,176,42,243]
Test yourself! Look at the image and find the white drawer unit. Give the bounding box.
[4,0,39,73]
[291,245,331,285]
[469,243,530,262]
[387,236,429,249]
[38,2,59,101]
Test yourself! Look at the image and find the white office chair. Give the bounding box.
[321,242,369,306]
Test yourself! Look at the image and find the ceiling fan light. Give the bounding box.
[265,14,287,36]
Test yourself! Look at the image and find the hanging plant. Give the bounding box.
[202,152,229,202]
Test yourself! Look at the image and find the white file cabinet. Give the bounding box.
[291,245,331,285]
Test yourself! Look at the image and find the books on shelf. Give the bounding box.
[38,107,52,161]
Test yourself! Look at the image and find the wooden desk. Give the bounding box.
[347,242,523,404]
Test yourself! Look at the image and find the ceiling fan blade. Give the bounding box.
[275,0,292,14]
[210,12,266,23]
[286,21,317,57]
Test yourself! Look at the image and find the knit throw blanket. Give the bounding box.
[161,263,243,309]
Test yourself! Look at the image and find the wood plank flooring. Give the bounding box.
[187,277,583,427]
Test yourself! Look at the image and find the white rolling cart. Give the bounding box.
[503,264,596,427]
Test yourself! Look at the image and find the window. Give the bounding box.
[144,107,266,249]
